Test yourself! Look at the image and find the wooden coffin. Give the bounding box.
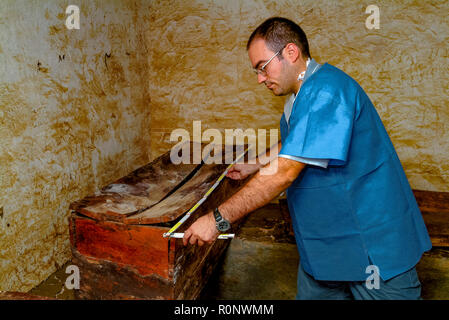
[69,143,250,299]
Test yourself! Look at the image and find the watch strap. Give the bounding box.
[214,207,222,222]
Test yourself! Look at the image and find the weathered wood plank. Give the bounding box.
[70,150,199,222]
[172,238,230,300]
[421,211,449,247]
[70,214,173,279]
[413,190,449,247]
[70,142,247,224]
[413,190,449,214]
[71,249,174,300]
[124,143,249,224]
[125,163,227,224]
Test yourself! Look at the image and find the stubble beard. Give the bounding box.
[268,61,296,97]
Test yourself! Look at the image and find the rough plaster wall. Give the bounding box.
[0,0,151,291]
[148,0,449,192]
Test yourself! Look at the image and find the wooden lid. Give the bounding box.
[70,143,248,224]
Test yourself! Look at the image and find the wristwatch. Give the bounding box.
[214,207,231,232]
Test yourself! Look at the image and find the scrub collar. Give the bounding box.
[284,58,322,124]
[297,58,311,81]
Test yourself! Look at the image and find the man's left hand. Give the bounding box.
[183,212,218,246]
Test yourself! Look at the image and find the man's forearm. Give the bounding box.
[218,156,304,223]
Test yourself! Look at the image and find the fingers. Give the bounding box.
[183,229,206,246]
[183,229,191,246]
[226,168,237,178]
[182,213,218,246]
[226,171,242,180]
[226,172,236,179]
[189,234,198,245]
[183,231,212,247]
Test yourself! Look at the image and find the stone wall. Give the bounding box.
[0,0,151,291]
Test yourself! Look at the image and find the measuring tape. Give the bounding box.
[167,233,235,239]
[163,146,251,240]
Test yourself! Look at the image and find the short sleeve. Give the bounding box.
[279,89,355,166]
[278,154,329,168]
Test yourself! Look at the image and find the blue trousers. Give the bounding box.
[296,264,422,300]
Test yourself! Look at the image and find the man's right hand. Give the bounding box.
[226,163,261,180]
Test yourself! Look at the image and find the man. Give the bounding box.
[183,17,431,300]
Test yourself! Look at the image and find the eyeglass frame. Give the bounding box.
[253,45,286,76]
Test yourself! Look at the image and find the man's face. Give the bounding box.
[248,38,296,96]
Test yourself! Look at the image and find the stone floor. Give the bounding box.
[29,202,449,300]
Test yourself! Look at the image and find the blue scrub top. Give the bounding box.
[279,63,432,281]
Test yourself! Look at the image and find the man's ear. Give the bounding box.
[285,43,301,63]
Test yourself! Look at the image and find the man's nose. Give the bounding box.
[257,73,267,84]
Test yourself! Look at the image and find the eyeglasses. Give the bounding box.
[253,46,285,76]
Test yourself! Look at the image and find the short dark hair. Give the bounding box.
[247,17,311,59]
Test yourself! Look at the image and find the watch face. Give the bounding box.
[218,220,231,232]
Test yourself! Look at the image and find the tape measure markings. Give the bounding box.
[163,147,251,239]
[168,233,235,239]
